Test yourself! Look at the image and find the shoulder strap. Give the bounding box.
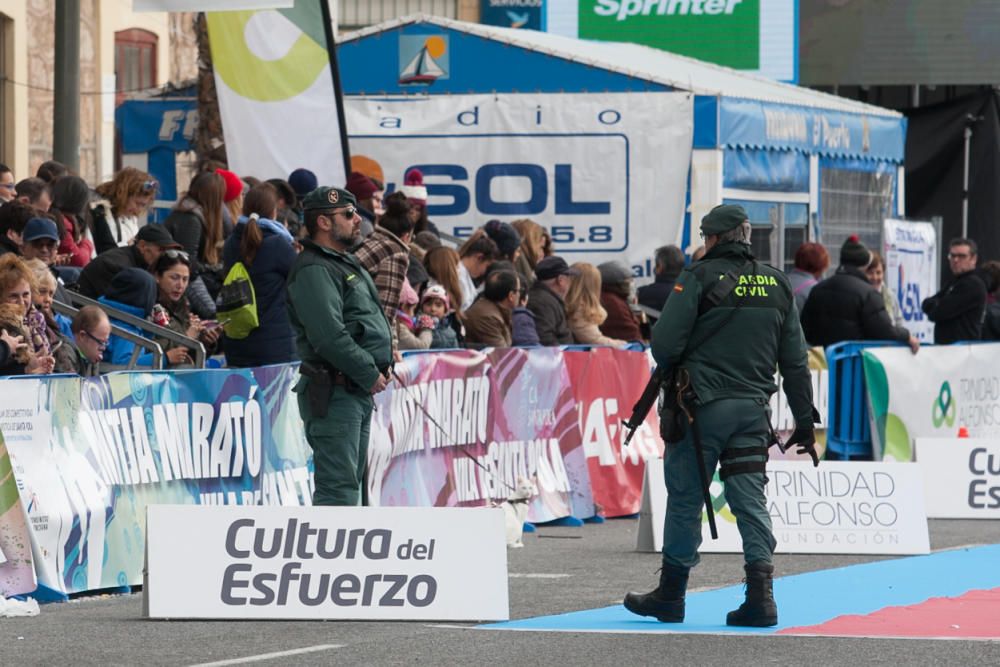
[677,258,756,366]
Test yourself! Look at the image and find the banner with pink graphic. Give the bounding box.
[366,348,593,522]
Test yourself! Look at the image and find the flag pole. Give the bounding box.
[319,0,352,182]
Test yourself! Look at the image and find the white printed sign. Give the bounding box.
[146,505,509,620]
[345,92,693,279]
[882,218,938,342]
[638,460,929,555]
[916,438,1000,518]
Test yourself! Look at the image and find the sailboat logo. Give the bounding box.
[398,35,449,85]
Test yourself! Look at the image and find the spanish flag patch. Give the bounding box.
[673,284,684,293]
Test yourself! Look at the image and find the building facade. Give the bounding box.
[0,0,197,186]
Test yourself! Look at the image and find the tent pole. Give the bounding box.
[962,124,972,238]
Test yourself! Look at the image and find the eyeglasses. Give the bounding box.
[141,180,158,193]
[948,252,971,260]
[82,330,109,349]
[0,183,14,190]
[337,207,357,219]
[163,249,190,260]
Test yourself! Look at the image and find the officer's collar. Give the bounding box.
[704,241,753,260]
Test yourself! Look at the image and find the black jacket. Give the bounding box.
[76,245,146,298]
[221,222,298,367]
[0,236,19,258]
[526,281,572,346]
[637,272,679,317]
[922,269,988,344]
[800,265,910,347]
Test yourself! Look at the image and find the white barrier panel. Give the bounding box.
[638,460,930,555]
[146,505,509,620]
[916,438,1000,519]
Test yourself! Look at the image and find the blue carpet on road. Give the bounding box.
[480,544,1000,635]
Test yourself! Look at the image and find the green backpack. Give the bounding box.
[217,261,259,339]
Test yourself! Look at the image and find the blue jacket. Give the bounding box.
[98,298,154,367]
[512,306,541,347]
[430,314,460,349]
[222,219,298,367]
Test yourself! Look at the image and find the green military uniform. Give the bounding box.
[287,188,392,506]
[625,204,816,627]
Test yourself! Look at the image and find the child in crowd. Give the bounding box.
[511,283,540,346]
[396,278,433,350]
[420,284,461,349]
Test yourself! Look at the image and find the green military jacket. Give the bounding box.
[287,239,393,391]
[651,241,814,427]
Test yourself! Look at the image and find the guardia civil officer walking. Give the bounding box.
[287,187,392,506]
[624,205,818,627]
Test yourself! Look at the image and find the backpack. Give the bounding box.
[217,261,258,339]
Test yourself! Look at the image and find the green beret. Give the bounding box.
[301,186,356,212]
[701,204,748,237]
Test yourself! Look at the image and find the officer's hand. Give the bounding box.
[369,373,389,394]
[786,427,819,467]
[907,335,920,355]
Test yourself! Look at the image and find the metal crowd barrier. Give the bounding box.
[53,291,206,370]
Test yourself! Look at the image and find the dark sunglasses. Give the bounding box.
[337,207,357,219]
[142,180,159,193]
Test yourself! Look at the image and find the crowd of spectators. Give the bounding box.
[7,155,993,382]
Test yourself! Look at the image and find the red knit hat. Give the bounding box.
[399,168,428,203]
[345,171,378,201]
[216,169,244,203]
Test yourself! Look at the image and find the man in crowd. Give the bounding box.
[0,164,14,203]
[19,216,72,303]
[0,200,34,257]
[638,245,685,317]
[922,237,988,344]
[71,305,110,376]
[527,256,577,345]
[625,204,818,628]
[464,269,519,348]
[800,235,919,353]
[76,224,180,298]
[286,186,392,506]
[14,178,52,211]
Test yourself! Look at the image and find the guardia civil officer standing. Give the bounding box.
[624,205,818,627]
[287,187,392,506]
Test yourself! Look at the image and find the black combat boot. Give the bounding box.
[623,563,689,622]
[726,562,778,627]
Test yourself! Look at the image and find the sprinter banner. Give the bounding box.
[862,343,1000,462]
[207,2,347,185]
[882,219,938,342]
[0,367,313,595]
[345,92,693,279]
[366,348,588,523]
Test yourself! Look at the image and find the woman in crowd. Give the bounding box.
[565,262,627,348]
[597,260,644,343]
[25,259,76,372]
[457,231,499,312]
[51,175,94,268]
[399,168,439,236]
[151,251,219,368]
[423,246,465,320]
[221,183,297,368]
[165,171,226,318]
[866,251,904,327]
[511,218,547,286]
[91,167,157,254]
[0,254,54,375]
[789,242,830,313]
[36,160,68,184]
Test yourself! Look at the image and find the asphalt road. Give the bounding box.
[3,518,999,666]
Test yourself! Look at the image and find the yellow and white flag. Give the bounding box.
[207,0,347,186]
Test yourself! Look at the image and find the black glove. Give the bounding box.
[786,428,819,467]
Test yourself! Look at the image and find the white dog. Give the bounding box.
[498,476,538,548]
